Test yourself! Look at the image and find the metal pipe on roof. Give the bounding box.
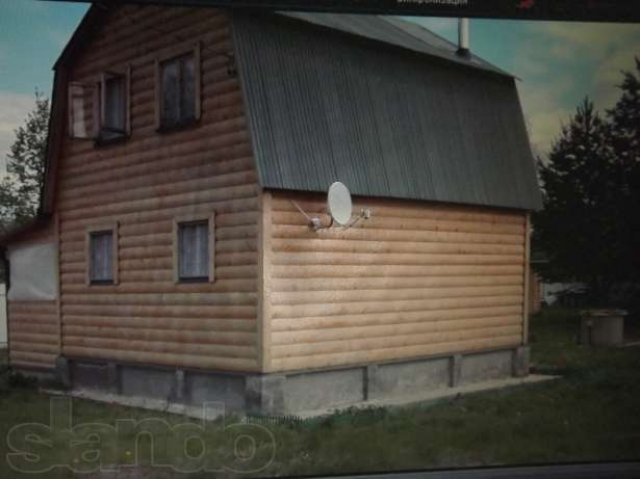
[457,18,470,57]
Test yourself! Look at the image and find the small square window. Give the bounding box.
[89,230,114,284]
[177,220,209,282]
[157,47,200,130]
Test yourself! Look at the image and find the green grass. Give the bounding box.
[1,308,639,477]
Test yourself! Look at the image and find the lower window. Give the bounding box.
[87,227,117,285]
[174,215,215,283]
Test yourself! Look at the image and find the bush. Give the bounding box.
[0,367,37,393]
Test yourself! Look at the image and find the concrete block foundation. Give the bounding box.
[460,350,513,384]
[285,368,363,413]
[58,345,530,416]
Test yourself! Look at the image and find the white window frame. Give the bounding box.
[67,66,131,142]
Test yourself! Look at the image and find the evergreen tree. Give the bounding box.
[0,92,49,234]
[533,98,622,303]
[606,57,640,283]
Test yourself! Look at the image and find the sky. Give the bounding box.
[1,1,640,174]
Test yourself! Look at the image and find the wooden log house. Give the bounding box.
[0,3,541,414]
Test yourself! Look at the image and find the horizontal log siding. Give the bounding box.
[265,191,527,372]
[57,6,260,371]
[8,302,58,370]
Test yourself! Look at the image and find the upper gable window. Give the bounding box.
[156,45,201,131]
[67,67,130,143]
[101,73,127,139]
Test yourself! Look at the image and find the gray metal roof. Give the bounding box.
[232,12,542,211]
[279,12,512,77]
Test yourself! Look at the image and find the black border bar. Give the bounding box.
[58,0,640,22]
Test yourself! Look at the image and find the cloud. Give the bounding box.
[0,91,36,175]
[537,22,640,107]
[592,48,639,110]
[518,77,572,157]
[401,18,640,157]
[539,22,640,56]
[513,21,640,157]
[513,52,574,156]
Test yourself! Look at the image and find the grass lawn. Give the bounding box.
[1,308,639,477]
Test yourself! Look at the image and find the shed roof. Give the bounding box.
[233,12,542,210]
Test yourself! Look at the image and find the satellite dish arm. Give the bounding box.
[339,208,372,229]
[290,200,333,231]
[290,200,314,224]
[290,188,371,232]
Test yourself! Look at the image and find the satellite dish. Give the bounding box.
[327,182,353,226]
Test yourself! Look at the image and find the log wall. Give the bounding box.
[8,301,58,370]
[56,6,260,371]
[262,191,527,372]
[10,4,529,376]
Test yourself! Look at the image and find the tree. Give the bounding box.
[533,98,624,304]
[607,57,640,283]
[0,92,49,235]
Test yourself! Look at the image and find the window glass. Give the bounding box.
[160,52,196,128]
[161,59,180,125]
[103,75,126,133]
[90,231,113,283]
[178,221,209,280]
[181,55,196,121]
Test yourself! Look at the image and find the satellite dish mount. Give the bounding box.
[291,182,371,232]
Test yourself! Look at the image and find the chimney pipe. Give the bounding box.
[457,18,470,57]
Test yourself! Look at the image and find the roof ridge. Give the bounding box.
[379,15,511,76]
[277,11,511,77]
[378,15,458,51]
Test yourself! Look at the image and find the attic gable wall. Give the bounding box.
[53,5,261,371]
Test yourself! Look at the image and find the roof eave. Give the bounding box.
[53,3,105,70]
